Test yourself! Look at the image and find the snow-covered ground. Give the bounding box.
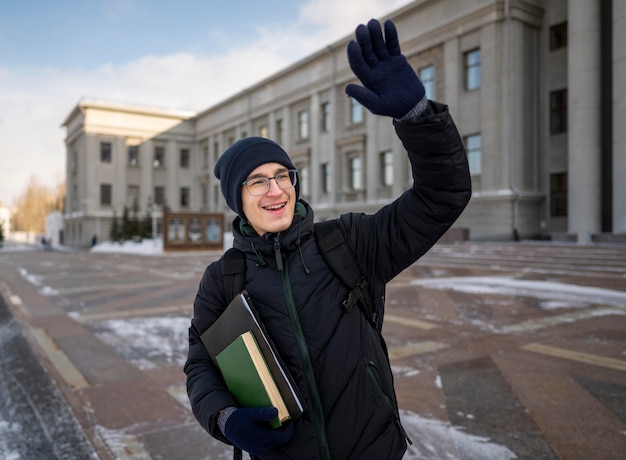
[90,238,165,255]
[0,237,166,255]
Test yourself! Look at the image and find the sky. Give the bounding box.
[0,0,414,208]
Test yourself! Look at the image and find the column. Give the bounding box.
[567,0,602,242]
[613,0,626,233]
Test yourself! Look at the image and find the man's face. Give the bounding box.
[241,162,297,236]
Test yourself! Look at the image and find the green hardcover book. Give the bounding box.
[216,330,290,429]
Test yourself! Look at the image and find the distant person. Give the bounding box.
[41,237,51,251]
[185,18,471,459]
[91,234,97,247]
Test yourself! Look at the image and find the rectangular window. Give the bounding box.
[380,150,393,187]
[299,164,310,196]
[321,163,332,194]
[127,185,140,208]
[100,184,112,206]
[550,89,568,134]
[128,146,139,166]
[203,145,209,168]
[276,119,283,145]
[550,22,567,50]
[464,133,482,175]
[321,102,331,132]
[154,146,165,168]
[298,110,309,139]
[154,186,165,206]
[180,187,190,208]
[201,183,208,209]
[419,65,435,100]
[180,148,190,168]
[550,173,568,217]
[464,49,481,90]
[349,156,363,191]
[100,142,112,163]
[213,141,220,163]
[259,125,268,138]
[350,98,363,124]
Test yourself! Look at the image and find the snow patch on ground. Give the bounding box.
[92,315,190,371]
[412,276,626,308]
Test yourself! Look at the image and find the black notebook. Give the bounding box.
[200,291,304,420]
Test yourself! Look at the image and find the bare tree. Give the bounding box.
[12,176,63,233]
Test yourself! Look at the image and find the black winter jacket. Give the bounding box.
[185,101,471,459]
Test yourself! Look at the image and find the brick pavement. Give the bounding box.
[1,242,625,459]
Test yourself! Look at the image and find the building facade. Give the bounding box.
[63,0,626,248]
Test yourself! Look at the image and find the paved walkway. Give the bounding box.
[1,241,625,459]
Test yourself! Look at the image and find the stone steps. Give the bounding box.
[418,242,626,278]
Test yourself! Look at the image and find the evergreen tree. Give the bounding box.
[140,211,152,239]
[110,211,121,242]
[131,198,141,240]
[121,206,132,240]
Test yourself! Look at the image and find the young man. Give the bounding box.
[185,19,471,459]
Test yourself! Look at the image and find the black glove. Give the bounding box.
[223,407,294,457]
[345,19,425,119]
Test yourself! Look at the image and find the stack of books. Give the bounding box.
[201,292,304,427]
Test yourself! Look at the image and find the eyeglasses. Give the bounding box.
[242,169,298,196]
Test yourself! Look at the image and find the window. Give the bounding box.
[71,151,78,174]
[380,150,393,187]
[349,156,363,191]
[464,49,481,90]
[321,163,332,194]
[203,145,209,168]
[127,185,140,208]
[321,102,331,132]
[298,110,309,139]
[154,146,165,168]
[180,187,190,208]
[259,125,268,138]
[464,134,482,175]
[201,183,208,209]
[299,164,310,196]
[100,184,112,206]
[213,141,220,163]
[550,22,567,50]
[100,142,112,163]
[350,98,363,124]
[419,65,435,100]
[154,186,165,206]
[128,146,139,166]
[550,173,568,216]
[180,148,190,168]
[276,119,283,145]
[550,89,568,134]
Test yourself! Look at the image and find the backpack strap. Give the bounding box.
[220,248,245,460]
[221,247,246,303]
[314,220,380,330]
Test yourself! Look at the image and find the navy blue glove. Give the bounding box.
[345,19,425,119]
[223,407,294,457]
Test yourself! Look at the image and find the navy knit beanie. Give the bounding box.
[214,137,299,219]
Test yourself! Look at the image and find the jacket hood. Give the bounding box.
[231,200,314,260]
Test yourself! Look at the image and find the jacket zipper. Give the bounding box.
[367,360,413,445]
[275,236,331,459]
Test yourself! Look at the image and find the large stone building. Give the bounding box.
[63,0,626,248]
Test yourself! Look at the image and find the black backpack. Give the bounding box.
[221,219,383,329]
[220,219,385,460]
